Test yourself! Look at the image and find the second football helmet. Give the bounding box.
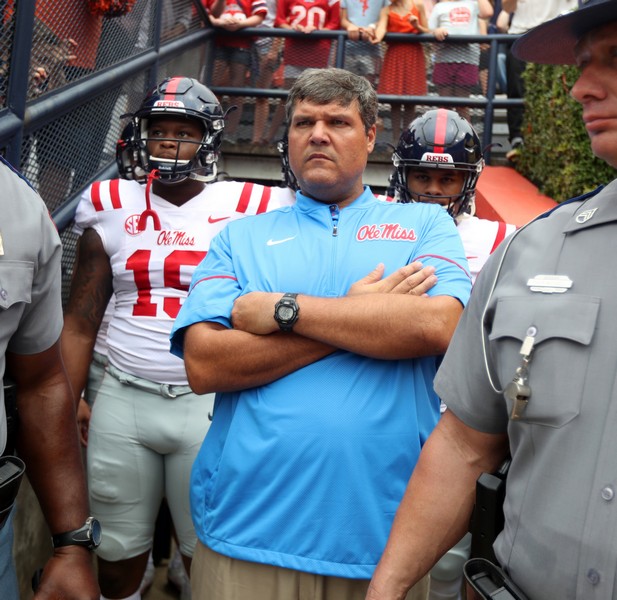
[391,109,484,217]
[116,120,146,182]
[131,77,225,184]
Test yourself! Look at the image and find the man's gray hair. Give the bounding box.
[285,68,378,133]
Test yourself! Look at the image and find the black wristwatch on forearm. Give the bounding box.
[274,293,300,332]
[52,516,102,550]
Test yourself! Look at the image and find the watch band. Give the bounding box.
[52,516,102,550]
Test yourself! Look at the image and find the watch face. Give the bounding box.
[278,305,295,321]
[90,518,102,547]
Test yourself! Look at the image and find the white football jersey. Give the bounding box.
[74,179,295,384]
[440,214,516,414]
[456,214,516,283]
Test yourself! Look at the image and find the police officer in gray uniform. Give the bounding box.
[365,1,617,599]
[0,156,99,599]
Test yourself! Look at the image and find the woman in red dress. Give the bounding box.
[373,0,429,142]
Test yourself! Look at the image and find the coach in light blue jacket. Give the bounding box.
[171,67,471,600]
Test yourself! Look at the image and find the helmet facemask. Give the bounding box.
[394,158,480,218]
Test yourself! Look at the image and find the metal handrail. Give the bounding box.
[205,29,522,163]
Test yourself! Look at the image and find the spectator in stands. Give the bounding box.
[250,0,284,146]
[493,7,511,96]
[477,2,491,96]
[477,1,507,96]
[202,0,227,16]
[263,0,340,142]
[340,0,388,88]
[373,0,430,143]
[429,0,494,120]
[209,0,268,140]
[474,0,509,96]
[501,0,576,161]
[28,1,103,208]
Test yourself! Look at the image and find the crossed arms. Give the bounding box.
[183,262,463,394]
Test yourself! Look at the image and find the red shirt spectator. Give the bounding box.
[275,0,340,68]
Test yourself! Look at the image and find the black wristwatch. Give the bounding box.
[52,517,102,550]
[274,293,300,332]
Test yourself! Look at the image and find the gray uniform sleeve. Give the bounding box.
[2,169,63,355]
[434,240,510,434]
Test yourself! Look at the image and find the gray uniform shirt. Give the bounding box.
[0,160,64,454]
[435,178,617,600]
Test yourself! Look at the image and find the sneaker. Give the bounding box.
[140,551,155,594]
[506,137,523,162]
[167,547,189,592]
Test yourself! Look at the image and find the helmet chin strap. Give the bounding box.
[138,170,162,231]
[147,151,218,184]
[190,162,218,183]
[150,155,190,184]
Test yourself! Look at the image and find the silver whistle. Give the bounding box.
[506,330,536,421]
[506,375,531,420]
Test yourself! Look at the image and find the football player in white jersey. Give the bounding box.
[390,108,515,600]
[61,76,294,600]
[391,108,516,284]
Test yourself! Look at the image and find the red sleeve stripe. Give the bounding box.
[91,180,123,211]
[252,0,268,14]
[91,181,103,211]
[110,179,122,209]
[236,182,254,213]
[414,254,472,282]
[256,185,272,214]
[190,274,238,292]
[490,221,507,254]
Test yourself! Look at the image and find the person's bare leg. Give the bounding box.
[391,103,403,143]
[251,56,276,144]
[252,97,270,144]
[225,62,248,137]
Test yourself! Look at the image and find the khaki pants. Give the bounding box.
[191,542,429,600]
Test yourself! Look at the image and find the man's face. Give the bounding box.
[287,99,376,207]
[146,116,204,161]
[406,167,466,214]
[571,22,617,169]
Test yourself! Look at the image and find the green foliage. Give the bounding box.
[518,63,615,202]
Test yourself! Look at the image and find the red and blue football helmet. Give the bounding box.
[391,108,484,217]
[131,77,225,184]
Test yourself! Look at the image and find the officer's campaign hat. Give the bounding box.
[512,0,617,65]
